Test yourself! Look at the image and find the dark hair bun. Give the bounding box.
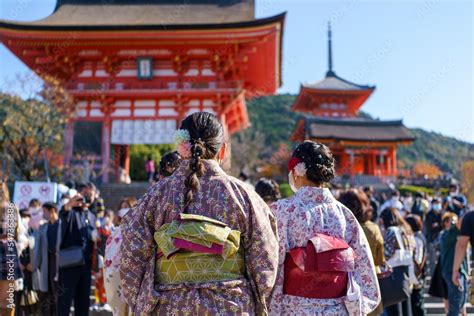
[255,178,281,203]
[292,140,335,185]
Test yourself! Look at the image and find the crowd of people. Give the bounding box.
[0,112,472,316]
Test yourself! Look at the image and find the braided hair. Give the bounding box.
[179,112,224,208]
[292,140,336,185]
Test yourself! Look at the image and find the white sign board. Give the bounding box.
[111,119,176,145]
[13,181,58,210]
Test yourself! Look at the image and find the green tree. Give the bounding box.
[129,144,175,181]
[0,75,74,181]
[0,94,64,180]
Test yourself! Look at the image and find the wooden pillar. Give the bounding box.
[114,145,120,182]
[101,117,111,183]
[63,120,74,167]
[346,149,354,176]
[371,151,376,176]
[123,145,130,177]
[339,150,348,175]
[390,147,397,176]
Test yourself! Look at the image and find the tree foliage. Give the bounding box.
[0,74,74,181]
[230,129,267,177]
[460,160,474,203]
[129,144,175,181]
[412,162,442,178]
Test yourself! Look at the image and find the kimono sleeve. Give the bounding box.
[268,200,290,315]
[241,191,279,315]
[119,188,159,313]
[344,207,381,314]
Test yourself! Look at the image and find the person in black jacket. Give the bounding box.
[425,198,443,275]
[57,193,96,316]
[76,182,105,216]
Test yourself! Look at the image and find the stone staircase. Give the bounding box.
[423,275,473,315]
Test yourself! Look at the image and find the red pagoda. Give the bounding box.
[291,23,414,179]
[0,0,285,183]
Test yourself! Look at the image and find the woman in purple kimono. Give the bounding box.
[120,112,279,315]
[269,141,380,315]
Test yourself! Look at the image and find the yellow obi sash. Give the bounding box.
[154,214,245,285]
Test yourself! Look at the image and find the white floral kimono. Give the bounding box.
[104,227,131,316]
[269,187,380,316]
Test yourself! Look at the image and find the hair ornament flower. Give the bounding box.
[294,162,307,177]
[174,129,192,159]
[174,129,190,144]
[287,157,307,177]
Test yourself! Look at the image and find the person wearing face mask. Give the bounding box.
[27,199,44,231]
[443,184,467,216]
[411,192,429,220]
[439,212,468,316]
[380,190,404,217]
[269,141,380,315]
[31,202,60,316]
[425,198,443,275]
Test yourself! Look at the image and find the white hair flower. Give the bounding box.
[294,162,307,177]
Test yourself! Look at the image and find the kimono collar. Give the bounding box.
[295,186,335,204]
[175,159,226,178]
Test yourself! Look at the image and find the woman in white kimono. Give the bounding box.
[269,141,380,315]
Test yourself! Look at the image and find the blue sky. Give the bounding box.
[1,0,473,143]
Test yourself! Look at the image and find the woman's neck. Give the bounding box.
[296,177,321,189]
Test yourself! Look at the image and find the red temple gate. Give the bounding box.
[0,0,285,182]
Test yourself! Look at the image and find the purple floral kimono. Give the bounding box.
[120,160,279,315]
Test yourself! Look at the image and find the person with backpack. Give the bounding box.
[380,207,417,316]
[406,215,427,316]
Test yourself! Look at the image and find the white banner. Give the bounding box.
[13,181,58,210]
[111,119,176,144]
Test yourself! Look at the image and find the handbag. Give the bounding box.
[20,289,39,306]
[57,211,86,269]
[377,265,411,308]
[386,227,418,286]
[58,246,85,268]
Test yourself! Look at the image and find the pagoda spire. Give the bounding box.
[326,21,335,77]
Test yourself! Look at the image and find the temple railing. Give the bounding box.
[65,80,243,92]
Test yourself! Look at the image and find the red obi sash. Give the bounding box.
[283,233,356,299]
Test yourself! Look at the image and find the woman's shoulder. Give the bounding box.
[225,175,255,192]
[271,196,299,216]
[362,220,382,236]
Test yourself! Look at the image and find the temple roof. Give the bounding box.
[0,0,259,29]
[304,118,415,142]
[302,73,375,91]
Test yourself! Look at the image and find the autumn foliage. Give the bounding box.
[412,162,442,178]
